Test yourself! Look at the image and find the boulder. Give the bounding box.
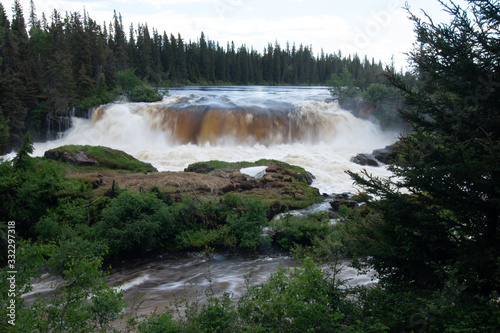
[351,153,379,167]
[372,144,397,164]
[44,150,98,166]
[73,151,99,166]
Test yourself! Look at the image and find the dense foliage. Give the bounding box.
[346,0,500,330]
[0,0,387,153]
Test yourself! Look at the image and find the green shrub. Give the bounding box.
[185,292,237,333]
[270,213,331,251]
[92,191,175,257]
[227,199,270,251]
[48,237,107,275]
[116,69,164,102]
[128,84,164,102]
[175,228,228,250]
[238,258,344,332]
[138,312,183,333]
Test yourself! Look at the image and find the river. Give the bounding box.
[31,85,397,194]
[24,86,391,320]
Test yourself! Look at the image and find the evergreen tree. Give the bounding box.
[45,9,76,114]
[348,0,500,299]
[112,10,128,71]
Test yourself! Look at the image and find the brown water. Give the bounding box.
[24,251,376,322]
[31,86,396,194]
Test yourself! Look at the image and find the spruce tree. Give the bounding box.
[348,0,500,298]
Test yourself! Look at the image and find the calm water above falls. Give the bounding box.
[32,85,397,194]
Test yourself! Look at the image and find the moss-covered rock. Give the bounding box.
[185,159,321,215]
[184,159,315,185]
[44,145,157,173]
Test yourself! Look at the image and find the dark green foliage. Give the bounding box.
[184,289,237,333]
[328,66,409,129]
[47,237,107,276]
[227,199,270,251]
[327,66,357,98]
[127,83,164,102]
[344,1,500,331]
[78,73,114,110]
[237,258,344,332]
[349,0,500,295]
[138,312,182,333]
[1,142,64,238]
[270,213,331,251]
[12,133,33,170]
[116,69,164,102]
[0,108,10,154]
[1,241,125,333]
[93,190,175,257]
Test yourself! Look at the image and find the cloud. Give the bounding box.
[19,0,420,68]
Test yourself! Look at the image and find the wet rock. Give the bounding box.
[351,153,379,167]
[305,171,315,185]
[330,198,358,210]
[372,144,397,164]
[73,151,99,166]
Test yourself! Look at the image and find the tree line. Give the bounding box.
[0,0,387,154]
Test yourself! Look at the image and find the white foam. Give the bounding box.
[21,88,397,195]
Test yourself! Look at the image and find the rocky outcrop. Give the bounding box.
[62,156,323,216]
[44,145,157,172]
[329,192,372,212]
[351,153,380,167]
[45,150,99,166]
[351,144,398,167]
[372,145,397,164]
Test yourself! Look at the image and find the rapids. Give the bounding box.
[31,85,397,194]
[22,86,390,320]
[24,254,377,320]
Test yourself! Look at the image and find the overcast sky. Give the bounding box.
[13,0,468,70]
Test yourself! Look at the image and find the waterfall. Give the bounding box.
[31,86,397,194]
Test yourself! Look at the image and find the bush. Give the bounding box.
[128,84,164,102]
[238,258,345,332]
[227,199,270,251]
[270,213,331,251]
[48,237,108,275]
[92,191,175,258]
[138,312,182,333]
[175,227,232,250]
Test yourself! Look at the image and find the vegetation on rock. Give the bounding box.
[44,145,158,173]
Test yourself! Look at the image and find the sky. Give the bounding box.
[12,0,469,70]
